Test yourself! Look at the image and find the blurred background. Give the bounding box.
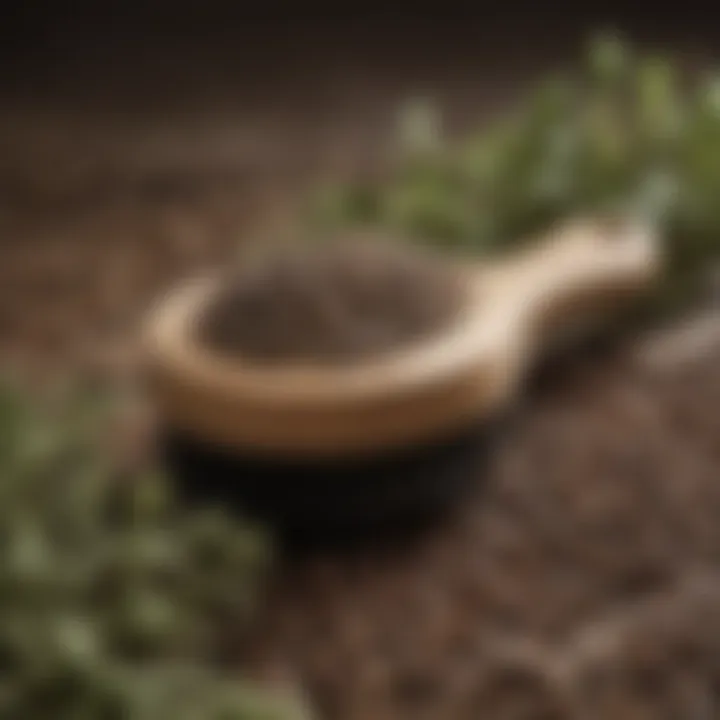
[2,2,718,372]
[4,5,720,719]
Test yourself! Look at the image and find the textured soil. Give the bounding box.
[245,322,720,720]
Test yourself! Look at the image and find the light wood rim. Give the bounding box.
[142,275,517,455]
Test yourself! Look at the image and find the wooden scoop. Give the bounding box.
[143,217,660,459]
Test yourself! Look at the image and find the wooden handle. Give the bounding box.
[488,217,660,360]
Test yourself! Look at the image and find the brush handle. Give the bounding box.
[490,218,659,364]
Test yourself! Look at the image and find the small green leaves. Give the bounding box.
[397,98,442,158]
[635,55,682,145]
[587,31,631,88]
[310,34,720,315]
[0,388,300,719]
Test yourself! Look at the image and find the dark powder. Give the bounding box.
[198,238,464,364]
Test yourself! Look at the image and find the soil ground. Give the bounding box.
[247,330,720,719]
[3,11,720,719]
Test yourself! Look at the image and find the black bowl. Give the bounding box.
[161,417,502,552]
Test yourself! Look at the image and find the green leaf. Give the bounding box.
[587,31,631,88]
[397,98,442,157]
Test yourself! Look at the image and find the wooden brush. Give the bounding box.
[143,216,660,547]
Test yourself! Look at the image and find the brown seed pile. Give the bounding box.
[245,322,720,720]
[198,238,464,364]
